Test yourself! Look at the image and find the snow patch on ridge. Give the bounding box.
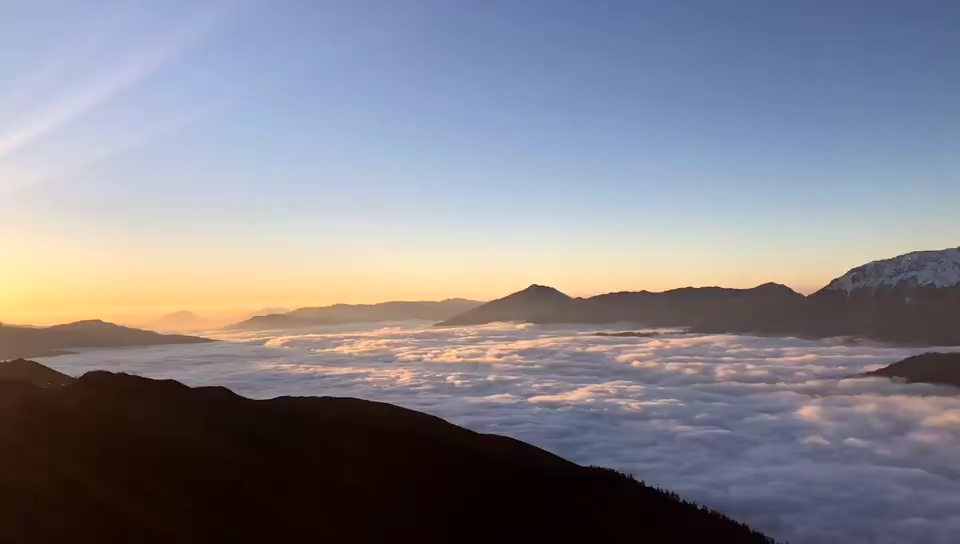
[824,247,960,292]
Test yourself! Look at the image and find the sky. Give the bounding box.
[1,0,959,325]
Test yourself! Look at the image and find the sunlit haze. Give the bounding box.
[2,0,958,324]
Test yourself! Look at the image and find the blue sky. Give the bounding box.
[1,0,959,322]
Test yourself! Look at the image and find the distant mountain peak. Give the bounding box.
[820,246,960,293]
[752,282,802,295]
[755,282,788,289]
[151,311,212,332]
[511,284,571,300]
[160,311,200,319]
[435,285,575,327]
[50,319,121,330]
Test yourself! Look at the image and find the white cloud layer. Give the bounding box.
[40,323,960,544]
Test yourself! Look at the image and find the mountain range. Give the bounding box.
[227,299,482,330]
[10,245,955,350]
[0,320,211,360]
[0,359,775,543]
[149,308,291,332]
[438,246,960,345]
[439,282,804,327]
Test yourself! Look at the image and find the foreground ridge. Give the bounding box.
[0,362,777,544]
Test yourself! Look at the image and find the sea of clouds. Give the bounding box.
[40,322,960,544]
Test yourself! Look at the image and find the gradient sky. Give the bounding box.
[2,0,958,325]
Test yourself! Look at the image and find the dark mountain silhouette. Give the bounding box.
[437,283,803,328]
[0,320,212,359]
[438,285,576,326]
[863,352,960,388]
[0,362,776,544]
[228,299,482,330]
[0,359,74,387]
[582,283,806,328]
[437,247,960,345]
[719,289,960,346]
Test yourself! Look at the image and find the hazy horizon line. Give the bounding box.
[4,279,825,328]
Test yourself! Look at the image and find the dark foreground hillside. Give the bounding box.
[0,361,776,544]
[863,352,960,388]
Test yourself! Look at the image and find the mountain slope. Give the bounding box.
[791,246,960,344]
[818,246,960,294]
[0,364,776,543]
[0,320,212,359]
[229,299,483,330]
[585,283,805,327]
[0,359,74,387]
[438,283,803,328]
[863,352,960,388]
[437,285,578,326]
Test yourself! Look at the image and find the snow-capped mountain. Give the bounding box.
[819,246,960,294]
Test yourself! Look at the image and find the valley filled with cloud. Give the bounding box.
[42,323,960,544]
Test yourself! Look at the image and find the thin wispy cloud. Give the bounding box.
[0,4,133,120]
[1,101,228,192]
[0,1,235,164]
[41,323,960,544]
